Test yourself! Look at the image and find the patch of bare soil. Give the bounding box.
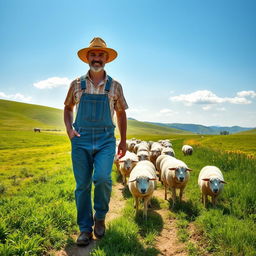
[187,222,211,256]
[153,189,188,256]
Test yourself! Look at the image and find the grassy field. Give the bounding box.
[185,134,256,158]
[0,100,256,255]
[1,130,255,255]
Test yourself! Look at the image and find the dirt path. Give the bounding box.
[153,190,187,256]
[55,184,188,256]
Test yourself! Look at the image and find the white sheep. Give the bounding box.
[161,139,172,148]
[127,139,137,152]
[182,145,193,156]
[155,154,172,182]
[128,160,157,219]
[137,150,150,161]
[161,156,192,206]
[198,166,227,207]
[150,142,163,167]
[118,151,138,185]
[137,141,150,153]
[161,147,175,157]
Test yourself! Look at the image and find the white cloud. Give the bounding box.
[158,108,177,116]
[33,77,71,89]
[170,90,252,105]
[237,90,256,98]
[202,105,212,111]
[216,107,226,111]
[0,92,32,102]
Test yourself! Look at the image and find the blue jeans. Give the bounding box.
[71,127,115,232]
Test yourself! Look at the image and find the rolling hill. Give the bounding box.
[0,100,192,138]
[236,128,256,135]
[0,99,64,131]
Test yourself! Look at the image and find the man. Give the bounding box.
[64,37,128,246]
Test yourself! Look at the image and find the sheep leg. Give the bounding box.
[158,170,162,181]
[134,196,139,215]
[212,195,217,207]
[203,194,208,207]
[143,197,149,220]
[164,184,168,200]
[171,187,177,207]
[122,175,126,186]
[115,162,120,172]
[179,187,184,202]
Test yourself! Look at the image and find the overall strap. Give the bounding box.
[80,76,87,90]
[105,76,112,93]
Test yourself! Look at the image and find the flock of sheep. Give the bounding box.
[114,138,227,218]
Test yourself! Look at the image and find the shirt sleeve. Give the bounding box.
[114,82,129,111]
[64,80,76,107]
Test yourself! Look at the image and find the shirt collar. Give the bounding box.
[85,70,108,86]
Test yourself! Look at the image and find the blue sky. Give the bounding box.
[0,0,255,127]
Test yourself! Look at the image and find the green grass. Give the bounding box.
[91,197,163,256]
[1,100,256,255]
[171,138,256,256]
[0,130,78,255]
[237,128,256,135]
[185,134,256,158]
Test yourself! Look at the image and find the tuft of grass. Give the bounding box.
[91,216,160,256]
[0,184,6,194]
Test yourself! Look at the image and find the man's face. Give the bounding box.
[87,50,108,72]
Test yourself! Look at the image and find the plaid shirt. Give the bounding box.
[64,71,128,121]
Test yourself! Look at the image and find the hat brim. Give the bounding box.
[77,47,118,63]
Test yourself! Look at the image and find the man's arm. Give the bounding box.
[64,105,80,139]
[115,109,127,158]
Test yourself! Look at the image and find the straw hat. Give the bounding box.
[77,37,118,63]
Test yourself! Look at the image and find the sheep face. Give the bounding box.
[203,178,225,194]
[129,142,136,151]
[138,154,149,161]
[163,150,175,157]
[133,176,153,194]
[150,150,161,158]
[187,148,193,155]
[175,167,187,182]
[122,159,137,172]
[169,166,191,183]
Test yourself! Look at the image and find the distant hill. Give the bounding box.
[147,122,254,135]
[236,128,256,135]
[0,100,191,138]
[126,119,192,139]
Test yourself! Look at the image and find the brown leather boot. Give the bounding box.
[94,217,106,239]
[76,232,93,246]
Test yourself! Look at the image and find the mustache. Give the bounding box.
[91,60,103,65]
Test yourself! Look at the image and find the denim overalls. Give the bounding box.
[71,75,116,233]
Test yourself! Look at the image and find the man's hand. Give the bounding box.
[67,129,80,140]
[117,140,127,158]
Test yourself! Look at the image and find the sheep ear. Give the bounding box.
[169,168,177,171]
[129,179,137,183]
[202,178,210,182]
[148,178,157,181]
[221,180,227,184]
[186,168,192,172]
